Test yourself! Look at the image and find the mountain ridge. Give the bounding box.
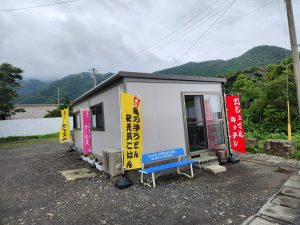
[155,45,291,77]
[16,45,292,104]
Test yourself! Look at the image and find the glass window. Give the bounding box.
[90,103,105,131]
[185,95,204,123]
[207,121,225,146]
[204,95,225,147]
[73,112,81,129]
[185,95,207,151]
[204,95,222,121]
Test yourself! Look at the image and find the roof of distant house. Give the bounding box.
[10,104,59,120]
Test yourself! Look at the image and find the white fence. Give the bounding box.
[0,117,73,138]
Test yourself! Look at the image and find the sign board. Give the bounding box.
[121,92,143,170]
[59,108,71,143]
[82,109,92,155]
[225,95,246,153]
[142,148,184,163]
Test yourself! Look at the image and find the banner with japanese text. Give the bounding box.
[82,109,92,155]
[59,108,71,143]
[225,95,246,153]
[121,92,143,170]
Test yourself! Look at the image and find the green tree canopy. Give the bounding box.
[227,60,298,133]
[44,99,73,118]
[0,63,23,115]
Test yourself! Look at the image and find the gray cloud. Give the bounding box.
[0,0,299,80]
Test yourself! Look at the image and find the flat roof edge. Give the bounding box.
[72,71,227,106]
[118,71,227,83]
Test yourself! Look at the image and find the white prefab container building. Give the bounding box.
[72,71,227,160]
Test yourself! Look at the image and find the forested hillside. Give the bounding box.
[16,45,292,104]
[156,45,290,77]
[16,72,113,104]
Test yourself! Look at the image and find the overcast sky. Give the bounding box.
[0,0,299,81]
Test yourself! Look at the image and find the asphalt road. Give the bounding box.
[0,141,296,225]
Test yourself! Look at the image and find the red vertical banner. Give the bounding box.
[225,95,246,153]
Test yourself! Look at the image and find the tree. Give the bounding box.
[0,63,23,115]
[44,99,73,118]
[228,60,299,133]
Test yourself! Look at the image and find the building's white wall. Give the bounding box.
[0,117,73,138]
[72,84,122,156]
[126,81,223,154]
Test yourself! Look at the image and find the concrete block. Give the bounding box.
[264,140,297,157]
[281,187,300,199]
[203,165,226,174]
[248,217,280,225]
[290,175,300,182]
[284,180,300,189]
[259,202,300,224]
[271,194,300,209]
[245,138,258,148]
[60,168,97,181]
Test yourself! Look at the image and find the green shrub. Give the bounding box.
[294,151,300,160]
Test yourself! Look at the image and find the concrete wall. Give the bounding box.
[0,117,73,138]
[126,80,223,154]
[73,83,123,156]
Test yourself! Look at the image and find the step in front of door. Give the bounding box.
[192,156,219,168]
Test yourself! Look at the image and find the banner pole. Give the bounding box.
[224,93,232,156]
[119,87,125,176]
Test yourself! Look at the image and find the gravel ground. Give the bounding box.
[0,141,296,225]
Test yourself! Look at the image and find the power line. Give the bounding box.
[121,0,229,62]
[141,0,224,52]
[151,0,231,52]
[188,0,275,59]
[0,0,80,12]
[176,0,237,62]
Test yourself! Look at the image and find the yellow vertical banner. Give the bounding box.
[121,92,143,170]
[59,108,71,143]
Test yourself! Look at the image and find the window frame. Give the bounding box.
[73,111,81,130]
[90,102,105,131]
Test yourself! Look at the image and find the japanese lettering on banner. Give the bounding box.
[82,109,92,155]
[121,92,143,170]
[225,95,246,153]
[59,108,71,143]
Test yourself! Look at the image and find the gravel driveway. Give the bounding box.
[0,141,296,225]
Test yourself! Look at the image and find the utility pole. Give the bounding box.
[89,68,97,88]
[57,87,60,105]
[285,0,300,116]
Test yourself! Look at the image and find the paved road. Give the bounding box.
[0,141,296,225]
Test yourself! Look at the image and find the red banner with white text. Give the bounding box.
[225,95,246,153]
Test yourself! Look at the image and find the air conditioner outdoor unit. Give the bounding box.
[102,149,122,177]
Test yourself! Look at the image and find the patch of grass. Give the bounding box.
[0,133,59,148]
[294,151,300,160]
[0,132,59,142]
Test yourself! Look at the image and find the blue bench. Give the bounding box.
[138,148,197,187]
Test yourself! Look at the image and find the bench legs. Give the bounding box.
[140,164,194,188]
[140,172,156,188]
[152,173,156,188]
[177,163,194,178]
